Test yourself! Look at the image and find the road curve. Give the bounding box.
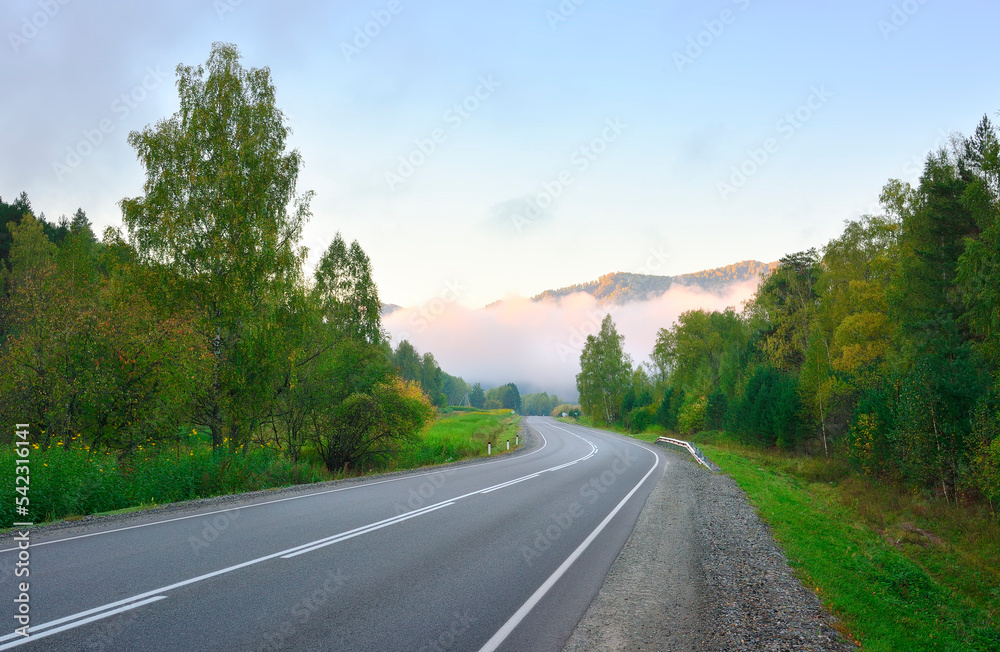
[0,417,669,651]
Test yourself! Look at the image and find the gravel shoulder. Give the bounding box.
[563,444,855,652]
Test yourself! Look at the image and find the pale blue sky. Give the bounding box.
[3,0,998,307]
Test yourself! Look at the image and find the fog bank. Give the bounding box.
[383,281,759,401]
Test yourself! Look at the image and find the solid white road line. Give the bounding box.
[479,474,541,494]
[0,426,595,644]
[0,596,167,650]
[281,501,456,558]
[477,422,661,652]
[0,425,551,554]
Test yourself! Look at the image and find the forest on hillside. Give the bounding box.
[578,115,1000,509]
[532,260,776,304]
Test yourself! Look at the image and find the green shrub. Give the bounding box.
[625,406,655,433]
[677,395,707,434]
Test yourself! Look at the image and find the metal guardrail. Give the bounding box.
[655,437,719,471]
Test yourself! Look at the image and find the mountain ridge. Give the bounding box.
[528,259,778,306]
[385,260,779,311]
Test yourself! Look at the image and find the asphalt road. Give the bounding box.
[0,417,667,651]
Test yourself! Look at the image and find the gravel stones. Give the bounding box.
[564,444,855,652]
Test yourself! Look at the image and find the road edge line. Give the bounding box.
[476,440,660,652]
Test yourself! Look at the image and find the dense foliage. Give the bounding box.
[0,44,540,492]
[520,392,564,416]
[0,44,436,475]
[389,339,475,409]
[578,115,1000,507]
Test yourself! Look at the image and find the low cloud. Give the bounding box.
[383,281,759,401]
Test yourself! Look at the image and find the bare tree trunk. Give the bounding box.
[931,404,949,506]
[819,389,829,458]
[209,330,225,450]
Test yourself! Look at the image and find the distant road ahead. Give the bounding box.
[1,417,666,651]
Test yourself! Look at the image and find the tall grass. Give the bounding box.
[394,410,519,469]
[1,411,521,528]
[1,440,331,526]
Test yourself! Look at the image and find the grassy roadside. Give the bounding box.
[393,409,521,469]
[701,437,1000,651]
[562,417,1000,650]
[1,410,521,529]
